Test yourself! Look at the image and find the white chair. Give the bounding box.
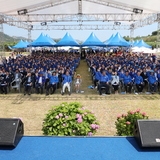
[11,78,22,93]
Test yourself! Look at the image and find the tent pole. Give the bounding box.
[28,28,32,54]
[156,21,160,53]
[0,22,5,59]
[130,28,134,54]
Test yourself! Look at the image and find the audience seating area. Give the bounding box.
[86,52,160,95]
[0,51,80,95]
[0,50,160,95]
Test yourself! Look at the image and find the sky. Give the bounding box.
[3,22,158,42]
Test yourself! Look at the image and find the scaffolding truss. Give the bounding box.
[33,24,130,30]
[0,23,5,57]
[0,0,159,49]
[5,13,152,23]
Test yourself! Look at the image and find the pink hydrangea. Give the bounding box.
[95,124,99,129]
[136,109,140,113]
[59,113,63,117]
[91,124,96,129]
[126,121,131,125]
[130,111,134,115]
[117,115,121,119]
[76,114,81,118]
[81,107,85,110]
[77,118,83,123]
[65,116,69,119]
[142,112,146,116]
[88,132,93,136]
[55,115,59,119]
[63,123,66,126]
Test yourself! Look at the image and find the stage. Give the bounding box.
[0,136,160,160]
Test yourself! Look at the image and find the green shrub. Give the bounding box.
[115,109,149,136]
[42,102,99,136]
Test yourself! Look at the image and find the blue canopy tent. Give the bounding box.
[54,32,80,47]
[104,34,114,45]
[106,33,130,47]
[24,40,30,45]
[28,33,56,47]
[133,40,139,47]
[12,40,28,49]
[81,32,106,47]
[136,40,152,48]
[46,35,56,44]
[129,40,134,46]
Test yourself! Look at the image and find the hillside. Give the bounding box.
[0,32,28,43]
[0,30,158,48]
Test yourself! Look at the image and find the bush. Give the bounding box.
[42,102,99,136]
[115,109,149,136]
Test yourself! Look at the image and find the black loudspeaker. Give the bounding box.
[0,118,24,147]
[134,120,160,148]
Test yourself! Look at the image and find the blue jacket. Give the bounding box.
[62,75,72,84]
[123,75,132,84]
[148,75,157,84]
[95,71,101,80]
[134,75,143,84]
[49,76,59,84]
[99,74,109,83]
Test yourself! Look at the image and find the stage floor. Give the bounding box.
[0,136,160,160]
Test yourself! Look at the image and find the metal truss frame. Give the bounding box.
[5,0,75,14]
[131,13,158,29]
[78,0,82,14]
[32,24,130,30]
[0,13,29,29]
[0,23,5,57]
[156,14,160,51]
[6,13,152,23]
[86,0,133,12]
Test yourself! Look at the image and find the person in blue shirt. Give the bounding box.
[94,68,101,88]
[134,71,144,93]
[148,70,157,93]
[98,70,110,95]
[62,71,72,95]
[157,70,160,92]
[123,71,133,93]
[46,71,59,96]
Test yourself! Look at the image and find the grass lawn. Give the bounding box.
[0,93,160,136]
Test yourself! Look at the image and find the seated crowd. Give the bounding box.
[86,52,160,95]
[0,52,80,95]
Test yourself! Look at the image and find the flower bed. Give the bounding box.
[42,102,99,136]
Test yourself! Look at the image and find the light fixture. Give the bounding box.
[133,8,143,14]
[29,25,33,30]
[41,22,47,26]
[114,22,121,25]
[17,9,28,15]
[130,24,134,29]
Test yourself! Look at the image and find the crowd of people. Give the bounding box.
[0,52,80,95]
[0,50,159,96]
[86,52,160,95]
